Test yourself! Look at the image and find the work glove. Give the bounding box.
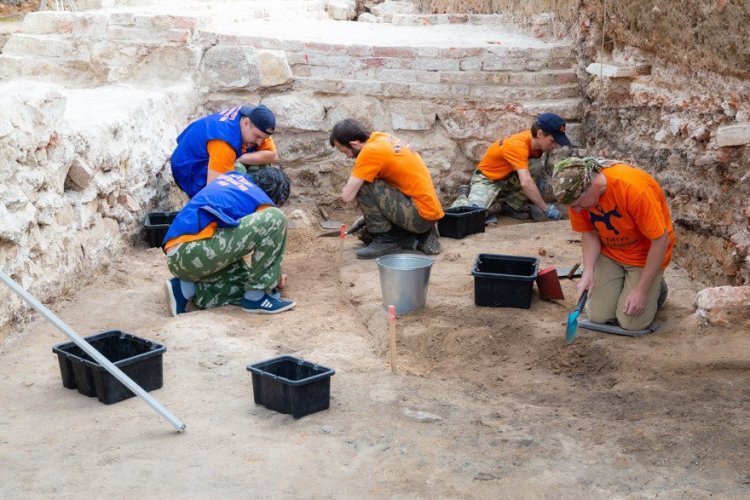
[545,204,562,220]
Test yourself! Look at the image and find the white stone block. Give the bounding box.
[257,50,293,88]
[21,11,75,34]
[358,13,379,23]
[716,124,750,147]
[695,286,750,327]
[198,45,260,91]
[325,0,356,20]
[262,94,326,131]
[326,96,390,132]
[389,100,436,131]
[370,0,415,22]
[585,62,640,78]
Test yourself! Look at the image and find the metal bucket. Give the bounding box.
[376,254,434,315]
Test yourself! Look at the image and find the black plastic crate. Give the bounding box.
[472,254,539,309]
[144,211,178,248]
[246,356,335,419]
[438,206,487,239]
[52,330,166,405]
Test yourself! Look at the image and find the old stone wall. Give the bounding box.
[0,7,583,337]
[577,0,750,286]
[0,80,194,334]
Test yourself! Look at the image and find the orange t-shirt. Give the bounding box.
[568,163,674,268]
[352,132,444,221]
[206,138,277,175]
[477,130,543,181]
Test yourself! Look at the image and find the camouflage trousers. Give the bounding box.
[451,158,544,211]
[357,180,434,235]
[166,207,287,309]
[233,162,272,175]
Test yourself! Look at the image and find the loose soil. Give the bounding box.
[2,205,749,498]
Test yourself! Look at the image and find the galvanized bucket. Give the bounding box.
[376,254,434,315]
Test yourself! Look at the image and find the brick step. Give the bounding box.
[390,14,511,26]
[293,77,580,100]
[287,51,575,76]
[0,54,101,85]
[19,11,203,36]
[292,64,577,87]
[3,33,83,59]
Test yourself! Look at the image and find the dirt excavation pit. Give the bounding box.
[2,206,750,497]
[2,1,750,496]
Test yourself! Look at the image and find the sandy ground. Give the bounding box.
[1,205,750,498]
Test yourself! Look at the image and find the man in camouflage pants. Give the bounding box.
[329,118,444,259]
[162,168,295,315]
[451,113,570,221]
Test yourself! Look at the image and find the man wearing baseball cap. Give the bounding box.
[451,112,571,221]
[170,104,279,198]
[552,157,673,331]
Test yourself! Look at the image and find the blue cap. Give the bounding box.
[537,112,571,146]
[240,104,276,134]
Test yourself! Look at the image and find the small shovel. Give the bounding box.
[318,206,342,230]
[318,217,366,237]
[565,290,588,345]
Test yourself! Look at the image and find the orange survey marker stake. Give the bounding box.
[388,305,397,373]
[338,223,346,267]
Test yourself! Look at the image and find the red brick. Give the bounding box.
[303,42,341,53]
[361,58,386,68]
[372,47,416,58]
[555,72,578,84]
[346,45,371,57]
[168,29,191,44]
[438,47,483,59]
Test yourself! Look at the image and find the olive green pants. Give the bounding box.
[357,180,434,235]
[587,254,665,331]
[451,158,544,211]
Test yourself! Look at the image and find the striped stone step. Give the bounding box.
[0,54,93,85]
[292,64,577,87]
[293,77,580,101]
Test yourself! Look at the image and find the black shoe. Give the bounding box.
[356,239,399,259]
[657,278,668,308]
[528,204,545,222]
[417,226,441,255]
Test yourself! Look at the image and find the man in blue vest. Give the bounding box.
[170,105,279,198]
[162,167,295,315]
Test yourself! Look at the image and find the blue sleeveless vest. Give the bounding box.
[170,107,256,198]
[162,171,274,247]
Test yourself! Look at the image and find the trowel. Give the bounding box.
[565,290,588,345]
[318,217,366,238]
[318,206,342,230]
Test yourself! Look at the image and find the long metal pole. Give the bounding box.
[0,270,186,433]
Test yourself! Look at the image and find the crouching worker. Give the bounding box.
[552,157,673,331]
[451,113,569,221]
[163,167,295,315]
[329,118,444,259]
[170,104,279,198]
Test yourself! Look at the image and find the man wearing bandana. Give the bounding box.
[552,157,673,331]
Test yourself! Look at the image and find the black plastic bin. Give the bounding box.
[247,356,335,419]
[472,254,539,309]
[144,211,178,248]
[52,330,166,405]
[438,206,487,239]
